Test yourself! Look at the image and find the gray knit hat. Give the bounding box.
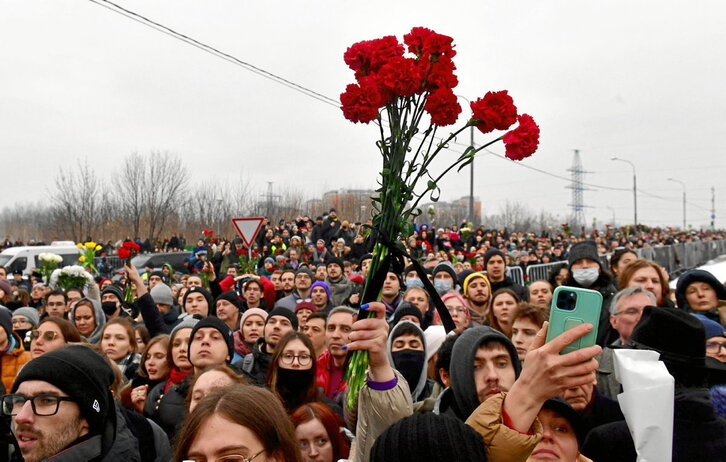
[171,314,201,337]
[150,283,174,306]
[12,307,40,327]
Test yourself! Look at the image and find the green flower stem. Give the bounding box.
[345,243,389,410]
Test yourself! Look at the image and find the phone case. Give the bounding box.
[545,286,602,354]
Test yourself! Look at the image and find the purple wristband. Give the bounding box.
[366,376,398,391]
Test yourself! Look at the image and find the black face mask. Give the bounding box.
[275,368,315,409]
[101,301,118,316]
[392,349,425,393]
[276,368,314,390]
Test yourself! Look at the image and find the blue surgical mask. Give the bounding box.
[434,279,453,295]
[405,277,424,289]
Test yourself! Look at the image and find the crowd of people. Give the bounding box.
[0,210,725,461]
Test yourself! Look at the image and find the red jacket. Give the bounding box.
[315,350,346,400]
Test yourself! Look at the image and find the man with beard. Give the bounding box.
[434,326,521,422]
[6,345,142,461]
[463,272,491,326]
[275,268,314,311]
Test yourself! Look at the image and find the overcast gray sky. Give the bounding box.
[2,0,725,229]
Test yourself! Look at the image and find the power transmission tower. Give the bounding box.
[566,150,592,231]
[260,182,281,218]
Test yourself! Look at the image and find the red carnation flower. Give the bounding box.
[470,91,518,134]
[424,87,461,126]
[404,27,435,56]
[423,55,458,90]
[502,114,540,161]
[379,56,423,97]
[340,76,387,124]
[422,33,456,59]
[344,36,404,78]
[404,27,456,59]
[117,241,140,260]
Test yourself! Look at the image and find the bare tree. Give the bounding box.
[49,159,102,241]
[113,152,146,238]
[143,151,189,241]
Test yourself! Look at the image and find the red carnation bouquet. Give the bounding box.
[117,241,141,303]
[341,27,540,408]
[117,241,141,263]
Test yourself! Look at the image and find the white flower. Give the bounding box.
[39,253,63,264]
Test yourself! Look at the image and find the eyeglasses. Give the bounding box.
[11,319,31,326]
[29,331,59,342]
[1,394,77,416]
[280,353,312,366]
[612,307,642,317]
[706,342,726,354]
[183,450,264,462]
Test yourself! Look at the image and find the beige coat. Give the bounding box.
[348,370,413,462]
[466,392,592,462]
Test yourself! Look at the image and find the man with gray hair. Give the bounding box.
[596,286,657,399]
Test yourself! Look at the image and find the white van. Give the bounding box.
[0,244,81,275]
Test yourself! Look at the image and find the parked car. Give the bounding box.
[0,244,81,275]
[129,251,192,275]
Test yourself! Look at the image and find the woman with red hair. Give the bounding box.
[291,402,350,462]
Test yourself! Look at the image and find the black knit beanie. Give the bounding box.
[189,316,235,363]
[432,261,458,287]
[483,248,506,267]
[101,284,124,303]
[183,286,216,317]
[267,307,299,330]
[370,412,487,461]
[326,257,344,271]
[567,240,600,267]
[392,302,424,326]
[215,290,243,311]
[12,345,114,433]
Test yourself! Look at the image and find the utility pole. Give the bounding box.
[712,186,716,230]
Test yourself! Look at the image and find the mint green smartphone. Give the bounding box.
[545,286,602,354]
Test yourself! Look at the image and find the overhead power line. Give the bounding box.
[88,0,340,107]
[88,0,714,215]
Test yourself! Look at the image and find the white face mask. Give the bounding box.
[572,267,599,287]
[406,277,424,289]
[434,279,453,295]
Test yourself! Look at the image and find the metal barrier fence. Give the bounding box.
[522,240,726,283]
[93,256,125,275]
[526,261,568,283]
[507,266,524,285]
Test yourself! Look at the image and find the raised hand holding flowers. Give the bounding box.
[117,240,141,303]
[76,241,102,274]
[38,253,63,284]
[49,265,94,291]
[340,26,540,408]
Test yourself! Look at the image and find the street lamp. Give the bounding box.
[611,157,637,225]
[457,95,476,224]
[667,178,687,229]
